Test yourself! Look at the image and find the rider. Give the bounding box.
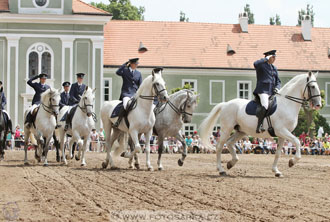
[0,81,13,134]
[64,73,86,131]
[113,58,142,128]
[25,73,50,128]
[253,50,281,133]
[59,81,70,109]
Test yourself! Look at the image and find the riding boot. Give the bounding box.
[256,106,267,133]
[64,110,72,131]
[7,118,14,134]
[113,107,125,128]
[25,112,33,129]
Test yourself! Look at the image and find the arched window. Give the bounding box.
[27,43,54,79]
[34,0,48,7]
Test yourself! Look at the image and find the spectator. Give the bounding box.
[90,129,98,152]
[243,137,252,153]
[192,135,200,153]
[99,128,105,152]
[234,140,243,154]
[299,131,307,144]
[6,132,12,150]
[317,127,324,138]
[213,128,221,142]
[163,137,169,153]
[185,135,193,153]
[14,125,23,150]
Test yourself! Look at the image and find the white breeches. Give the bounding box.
[258,93,270,110]
[123,97,130,110]
[2,110,11,120]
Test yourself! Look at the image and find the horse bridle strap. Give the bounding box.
[140,83,166,101]
[78,99,97,122]
[42,97,59,115]
[276,80,320,105]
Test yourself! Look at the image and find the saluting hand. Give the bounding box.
[266,55,273,61]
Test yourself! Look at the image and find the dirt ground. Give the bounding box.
[0,150,330,222]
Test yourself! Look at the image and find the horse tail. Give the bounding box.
[199,102,224,148]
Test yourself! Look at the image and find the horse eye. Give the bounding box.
[312,86,315,89]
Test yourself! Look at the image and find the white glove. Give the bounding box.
[266,55,273,61]
[274,88,279,94]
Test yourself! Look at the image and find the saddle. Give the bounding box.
[245,96,277,116]
[245,95,277,137]
[25,106,40,128]
[111,98,137,128]
[60,105,78,125]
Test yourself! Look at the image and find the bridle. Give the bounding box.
[78,97,97,122]
[276,78,320,106]
[139,82,166,101]
[41,96,59,115]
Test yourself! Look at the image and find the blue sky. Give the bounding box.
[83,0,330,27]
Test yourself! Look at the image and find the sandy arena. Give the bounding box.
[0,150,330,221]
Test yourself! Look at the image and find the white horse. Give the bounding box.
[24,88,61,166]
[56,86,96,166]
[200,72,321,177]
[101,69,169,170]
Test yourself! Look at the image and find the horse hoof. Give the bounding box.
[81,163,86,167]
[158,167,163,171]
[102,162,108,169]
[178,159,184,166]
[24,162,29,166]
[128,165,133,169]
[134,163,140,170]
[227,162,233,170]
[120,152,126,157]
[275,173,283,178]
[219,171,227,176]
[110,166,119,170]
[56,156,60,162]
[75,155,80,161]
[43,163,48,167]
[289,159,294,168]
[148,167,154,171]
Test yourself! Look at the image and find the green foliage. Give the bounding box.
[170,84,192,94]
[270,14,281,25]
[179,11,189,22]
[297,4,315,26]
[244,4,254,24]
[91,0,145,21]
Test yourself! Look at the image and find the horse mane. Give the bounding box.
[170,89,197,103]
[40,88,59,102]
[134,75,153,97]
[279,73,308,94]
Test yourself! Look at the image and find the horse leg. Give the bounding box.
[59,130,67,165]
[102,128,119,169]
[53,134,60,162]
[157,135,164,170]
[216,131,231,176]
[80,138,89,166]
[43,136,52,166]
[75,139,83,161]
[67,138,75,160]
[226,132,246,170]
[24,129,31,165]
[176,133,186,166]
[0,131,5,161]
[278,129,301,168]
[272,138,284,177]
[144,130,153,171]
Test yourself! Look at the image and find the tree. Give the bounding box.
[91,0,145,21]
[170,84,192,94]
[297,4,315,26]
[270,14,281,25]
[244,4,254,24]
[293,90,329,137]
[179,11,189,22]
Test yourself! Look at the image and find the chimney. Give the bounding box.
[239,12,248,33]
[301,14,312,41]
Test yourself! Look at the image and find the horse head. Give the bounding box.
[181,90,199,123]
[80,86,95,117]
[305,71,322,110]
[43,88,60,116]
[152,68,169,103]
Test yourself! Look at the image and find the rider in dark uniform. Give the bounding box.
[25,73,50,128]
[0,81,13,134]
[64,73,86,131]
[59,81,70,109]
[253,50,281,133]
[113,58,142,128]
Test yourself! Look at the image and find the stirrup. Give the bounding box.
[64,124,69,131]
[113,121,120,128]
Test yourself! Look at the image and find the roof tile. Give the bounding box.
[72,0,109,15]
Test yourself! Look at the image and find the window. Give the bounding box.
[34,0,48,7]
[237,81,252,100]
[210,80,225,105]
[212,125,221,135]
[103,78,112,102]
[183,124,196,136]
[27,43,53,79]
[182,79,197,92]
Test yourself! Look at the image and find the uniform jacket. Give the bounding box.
[253,58,281,96]
[69,82,86,105]
[0,91,6,110]
[60,91,70,108]
[27,75,50,105]
[116,63,142,100]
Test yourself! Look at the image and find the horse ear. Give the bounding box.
[314,71,319,78]
[92,88,96,93]
[308,71,312,77]
[152,70,155,77]
[85,86,88,91]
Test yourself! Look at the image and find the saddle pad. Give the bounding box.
[111,102,123,118]
[245,97,277,116]
[60,111,68,122]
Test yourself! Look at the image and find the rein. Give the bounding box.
[276,80,320,106]
[41,97,59,115]
[78,99,97,122]
[155,92,193,117]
